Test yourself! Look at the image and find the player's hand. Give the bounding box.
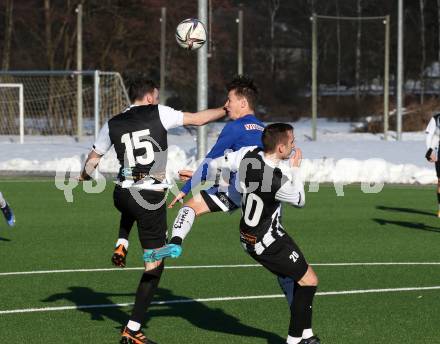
[168,191,187,208]
[290,148,302,167]
[178,170,193,182]
[77,172,91,181]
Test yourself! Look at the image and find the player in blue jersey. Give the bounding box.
[168,75,265,210]
[0,191,15,227]
[166,75,265,237]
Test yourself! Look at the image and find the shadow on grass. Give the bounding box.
[146,287,285,344]
[42,286,133,325]
[373,218,440,233]
[43,286,285,343]
[0,236,11,241]
[376,205,436,217]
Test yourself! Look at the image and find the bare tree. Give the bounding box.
[44,0,75,70]
[336,0,341,100]
[43,0,76,124]
[438,0,440,63]
[44,0,54,69]
[420,0,426,104]
[268,0,280,79]
[62,0,80,71]
[2,0,14,70]
[98,15,127,68]
[355,0,362,101]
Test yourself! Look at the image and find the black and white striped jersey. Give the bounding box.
[92,104,183,186]
[209,146,305,255]
[425,113,440,150]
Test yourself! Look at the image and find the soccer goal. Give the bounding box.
[0,71,130,142]
[0,83,24,143]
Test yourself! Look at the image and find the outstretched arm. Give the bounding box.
[168,124,237,208]
[183,107,226,126]
[168,145,254,209]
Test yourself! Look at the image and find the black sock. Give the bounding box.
[437,192,440,206]
[118,214,135,240]
[289,285,317,337]
[130,263,164,324]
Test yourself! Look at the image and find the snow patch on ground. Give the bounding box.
[0,119,436,184]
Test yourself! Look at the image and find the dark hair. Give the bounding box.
[262,123,293,153]
[226,75,258,110]
[126,73,159,103]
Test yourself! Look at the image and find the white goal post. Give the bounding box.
[0,83,24,144]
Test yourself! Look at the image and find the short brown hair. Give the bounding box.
[226,75,258,110]
[262,123,293,153]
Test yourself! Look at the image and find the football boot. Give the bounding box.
[120,327,157,344]
[299,336,321,344]
[112,244,128,267]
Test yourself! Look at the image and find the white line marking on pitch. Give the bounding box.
[1,262,440,277]
[1,285,439,315]
[0,264,258,276]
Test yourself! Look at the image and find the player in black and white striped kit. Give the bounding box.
[425,112,440,217]
[170,123,320,344]
[79,75,225,344]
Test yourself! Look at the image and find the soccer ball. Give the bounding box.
[175,18,207,51]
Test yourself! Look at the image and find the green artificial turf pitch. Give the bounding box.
[0,180,439,343]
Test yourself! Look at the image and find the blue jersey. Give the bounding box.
[181,114,265,195]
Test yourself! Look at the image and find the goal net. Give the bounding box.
[0,71,129,138]
[0,83,23,141]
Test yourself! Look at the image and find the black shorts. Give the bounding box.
[436,160,440,178]
[249,235,309,282]
[113,185,167,249]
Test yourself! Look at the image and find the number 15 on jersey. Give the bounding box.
[121,129,155,167]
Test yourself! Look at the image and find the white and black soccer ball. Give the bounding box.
[175,18,207,51]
